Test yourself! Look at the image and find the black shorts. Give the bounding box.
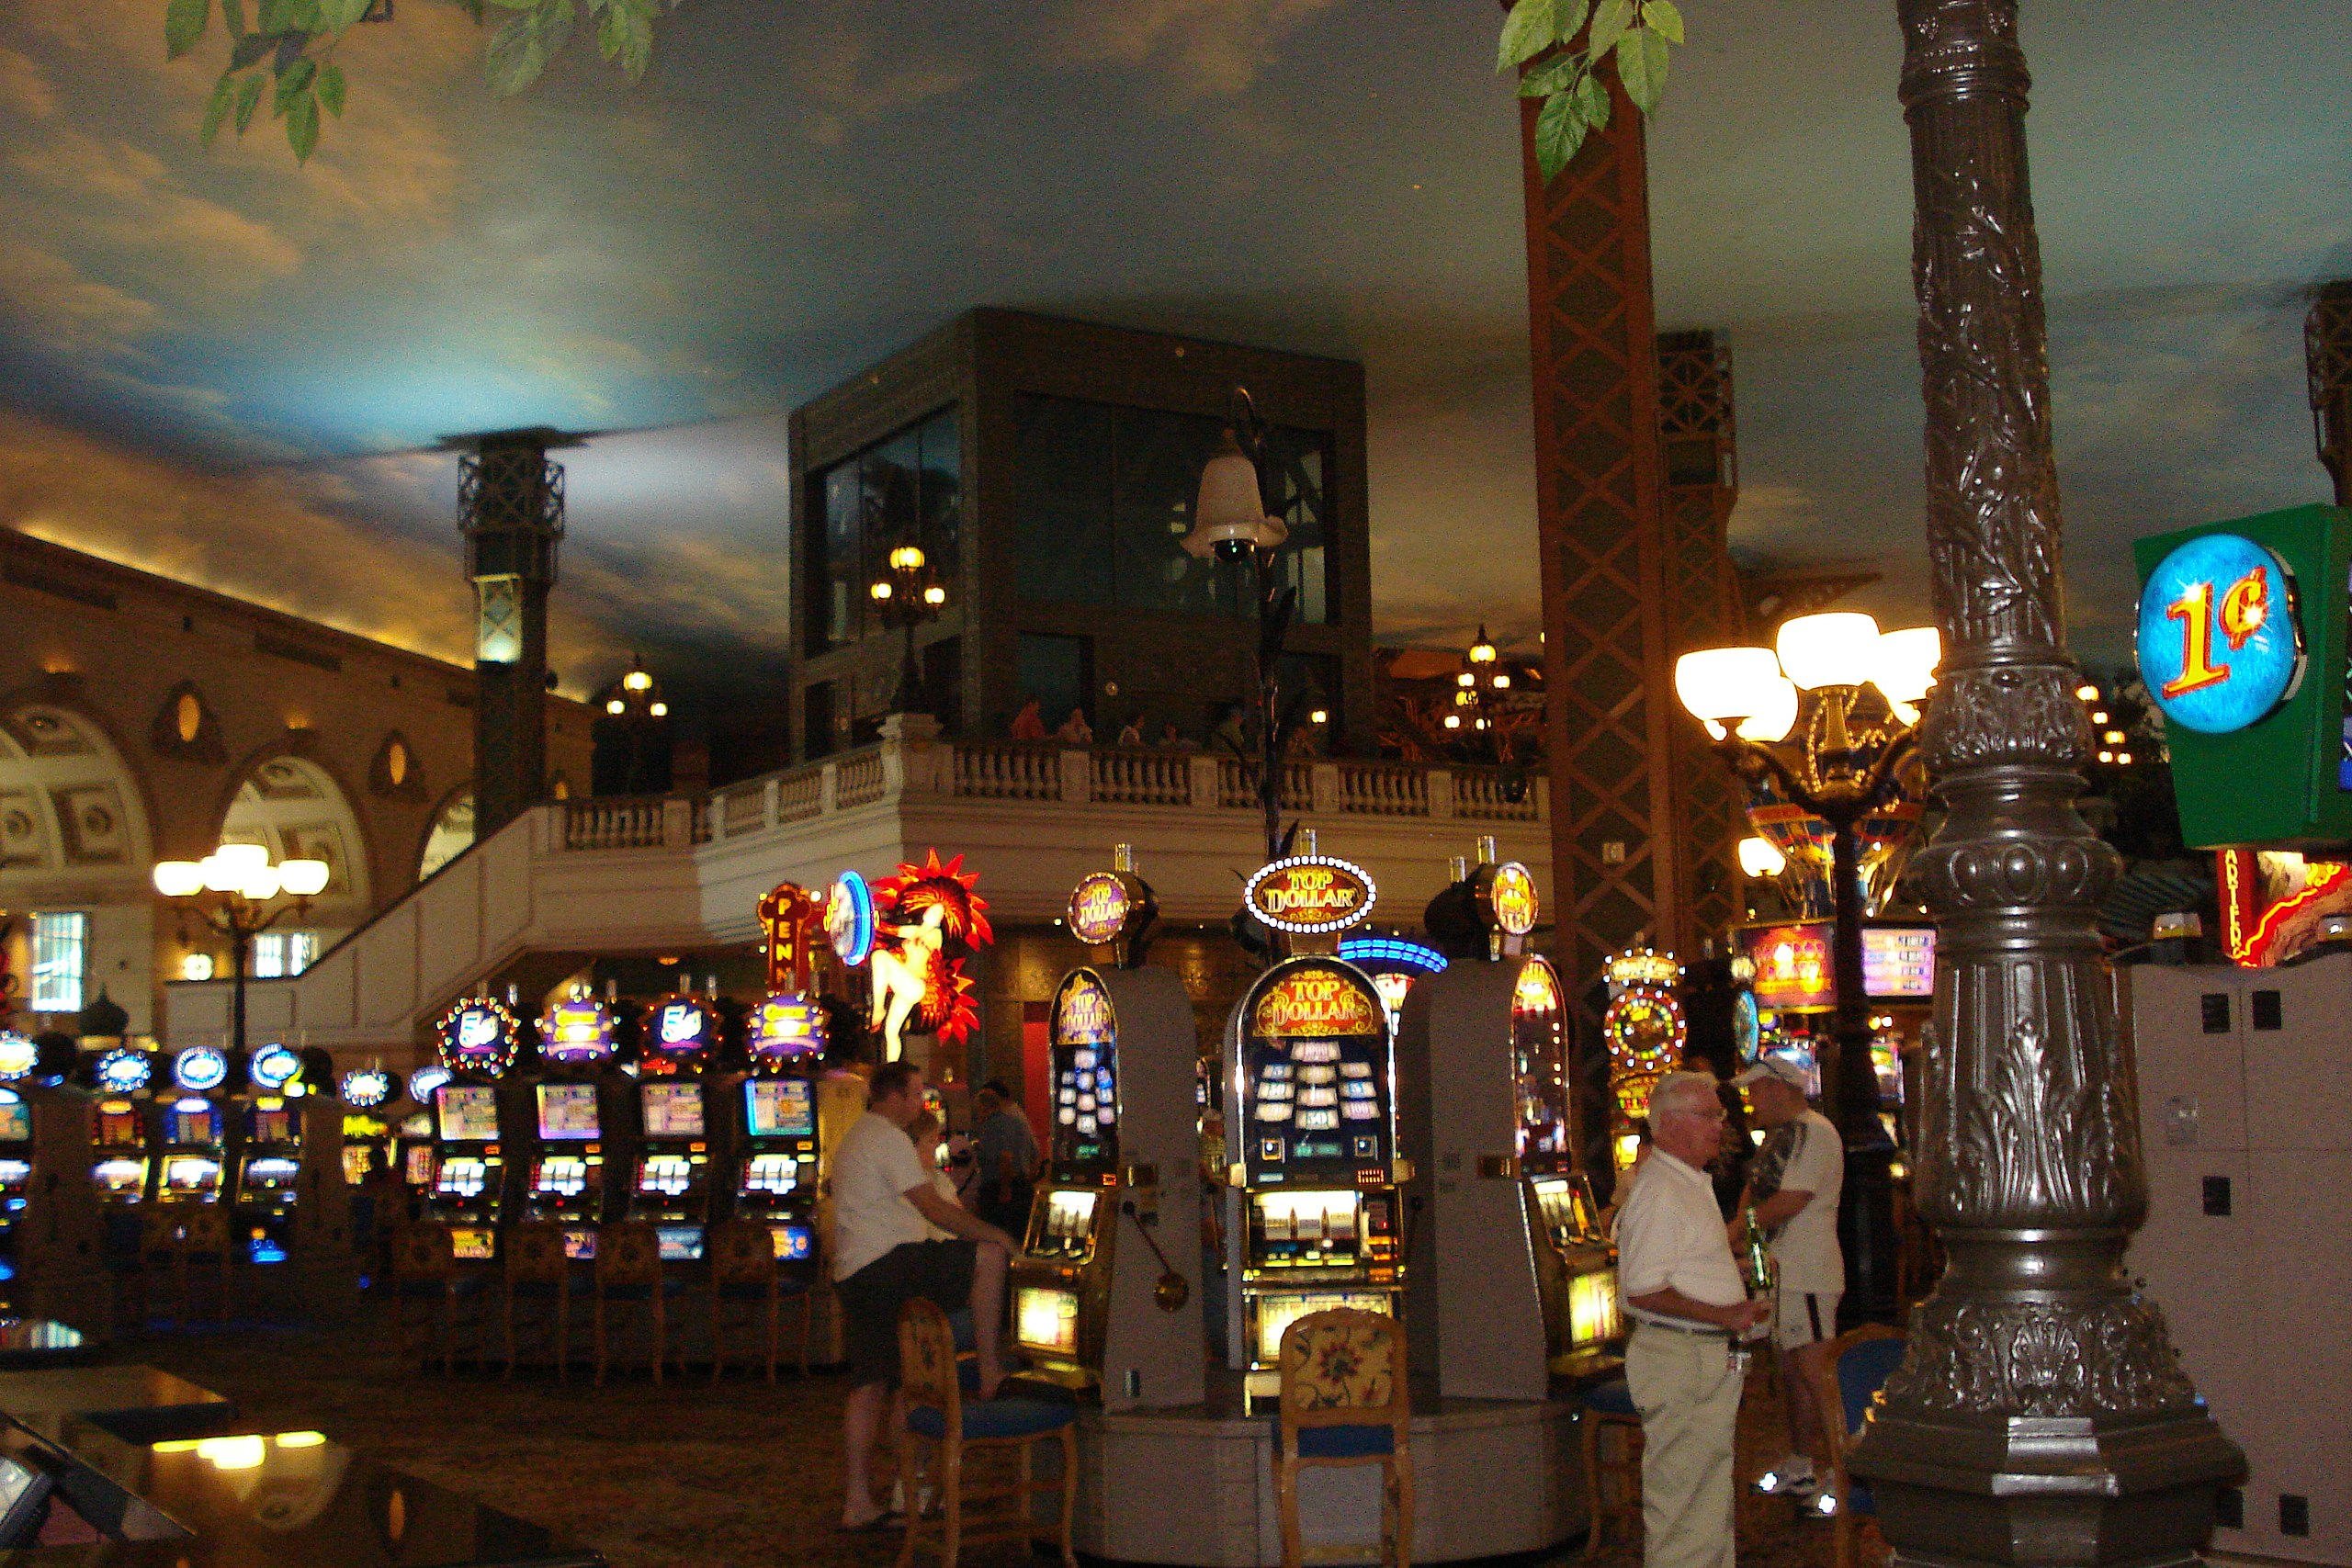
[835,1239,977,1388]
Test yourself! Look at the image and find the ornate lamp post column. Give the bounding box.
[1849,3,2241,1561]
[868,542,946,716]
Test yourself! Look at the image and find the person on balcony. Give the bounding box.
[1154,719,1189,750]
[1115,716,1144,747]
[1054,707,1093,746]
[1010,699,1047,740]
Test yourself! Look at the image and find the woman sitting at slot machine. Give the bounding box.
[908,1113,961,1239]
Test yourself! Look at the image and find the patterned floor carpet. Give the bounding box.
[119,1309,1850,1568]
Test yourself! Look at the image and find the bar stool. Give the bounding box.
[1273,1307,1415,1568]
[707,1220,816,1382]
[501,1222,574,1381]
[141,1206,233,1328]
[592,1221,682,1385]
[1578,1377,1643,1558]
[389,1221,482,1372]
[895,1297,1078,1568]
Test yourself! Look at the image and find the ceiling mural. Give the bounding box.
[0,0,2344,705]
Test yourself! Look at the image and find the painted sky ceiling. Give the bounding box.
[1,1,2346,709]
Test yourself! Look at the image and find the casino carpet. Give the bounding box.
[128,1309,1859,1568]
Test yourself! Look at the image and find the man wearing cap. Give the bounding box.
[1615,1071,1770,1568]
[1730,1055,1846,1506]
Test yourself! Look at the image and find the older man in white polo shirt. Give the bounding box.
[1614,1071,1770,1568]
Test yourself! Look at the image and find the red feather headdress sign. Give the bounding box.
[866,850,994,1060]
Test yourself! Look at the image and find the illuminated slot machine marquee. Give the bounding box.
[156,1047,233,1204]
[336,1066,396,1187]
[1511,954,1619,1364]
[229,1043,309,1264]
[1010,966,1123,1385]
[527,994,622,1258]
[737,991,825,1263]
[425,997,521,1261]
[628,992,719,1264]
[1739,921,1932,1140]
[1225,848,1401,1391]
[91,1047,156,1205]
[1337,936,1449,1035]
[1601,948,1685,1172]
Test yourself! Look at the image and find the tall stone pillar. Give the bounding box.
[448,428,572,839]
[1849,5,2242,1562]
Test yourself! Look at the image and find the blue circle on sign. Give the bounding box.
[2137,533,2301,735]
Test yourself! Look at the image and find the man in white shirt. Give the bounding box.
[834,1061,1021,1530]
[1615,1071,1770,1568]
[1730,1056,1847,1504]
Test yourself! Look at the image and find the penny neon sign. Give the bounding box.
[2138,533,2302,735]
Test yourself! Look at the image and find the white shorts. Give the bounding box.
[1772,1286,1840,1352]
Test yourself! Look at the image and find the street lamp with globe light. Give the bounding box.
[870,541,947,716]
[152,846,332,1057]
[1674,610,1940,1323]
[1184,388,1301,862]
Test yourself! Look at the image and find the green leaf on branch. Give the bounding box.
[222,0,247,37]
[164,0,212,59]
[1615,26,1668,114]
[1516,53,1580,100]
[1573,69,1610,130]
[596,0,652,81]
[1551,0,1591,42]
[1533,85,1592,180]
[1586,0,1633,56]
[317,60,345,116]
[317,0,372,30]
[273,55,316,114]
[1644,0,1685,45]
[200,72,236,144]
[284,85,319,160]
[230,31,273,68]
[486,0,574,94]
[233,70,265,130]
[1496,0,1554,72]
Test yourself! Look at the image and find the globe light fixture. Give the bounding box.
[1775,612,1884,691]
[869,536,947,715]
[153,842,332,1057]
[1182,426,1289,561]
[1737,836,1788,879]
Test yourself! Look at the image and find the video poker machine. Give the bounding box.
[423,997,523,1262]
[736,991,826,1265]
[1008,850,1204,1410]
[89,1046,158,1207]
[1739,920,1933,1145]
[1223,842,1404,1402]
[0,1032,102,1319]
[227,1043,313,1265]
[1399,846,1617,1401]
[154,1047,235,1205]
[523,992,628,1258]
[626,988,721,1266]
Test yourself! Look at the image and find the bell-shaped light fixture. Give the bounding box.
[869,580,893,602]
[153,861,206,898]
[1717,676,1798,744]
[605,697,625,715]
[1737,836,1789,878]
[1674,647,1784,726]
[277,859,332,898]
[1776,613,1883,691]
[1871,626,1943,723]
[922,584,946,606]
[1183,429,1288,560]
[889,543,926,572]
[1467,626,1498,665]
[622,664,652,694]
[240,865,282,902]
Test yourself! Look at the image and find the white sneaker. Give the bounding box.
[1753,1463,1818,1500]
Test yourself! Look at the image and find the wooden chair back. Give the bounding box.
[897,1297,963,1435]
[1277,1308,1410,1446]
[390,1222,456,1282]
[594,1221,662,1290]
[140,1208,190,1258]
[179,1206,232,1257]
[504,1222,570,1285]
[707,1221,775,1289]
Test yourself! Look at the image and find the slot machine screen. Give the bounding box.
[0,1103,30,1143]
[243,1157,300,1184]
[165,1105,216,1145]
[770,1223,815,1262]
[1048,971,1118,1168]
[97,1105,142,1146]
[1254,1290,1391,1365]
[655,1225,705,1262]
[403,1143,435,1186]
[743,1079,815,1138]
[1014,1285,1080,1357]
[249,1106,295,1144]
[435,1158,487,1198]
[533,1156,588,1196]
[449,1227,494,1261]
[161,1156,219,1195]
[638,1154,694,1196]
[640,1083,706,1137]
[436,1086,501,1142]
[0,1159,29,1191]
[1239,961,1390,1183]
[740,1155,800,1195]
[341,1146,371,1186]
[536,1083,601,1141]
[93,1158,145,1197]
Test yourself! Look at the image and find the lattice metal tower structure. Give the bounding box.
[448,427,574,839]
[1657,331,1746,946]
[1515,75,1745,993]
[2306,280,2352,507]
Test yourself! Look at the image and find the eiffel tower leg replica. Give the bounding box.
[1849,4,2243,1562]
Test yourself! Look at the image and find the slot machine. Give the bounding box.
[0,1035,42,1302]
[422,997,522,1263]
[335,1066,398,1187]
[1398,847,1618,1401]
[627,989,719,1266]
[89,1046,157,1207]
[0,1032,104,1319]
[524,992,626,1258]
[154,1047,234,1205]
[1601,947,1686,1172]
[736,991,825,1265]
[1222,841,1404,1403]
[398,1065,447,1204]
[229,1043,308,1265]
[1007,851,1204,1410]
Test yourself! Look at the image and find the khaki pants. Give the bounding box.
[1624,1324,1743,1568]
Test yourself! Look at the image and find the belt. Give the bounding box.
[1632,1316,1730,1338]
